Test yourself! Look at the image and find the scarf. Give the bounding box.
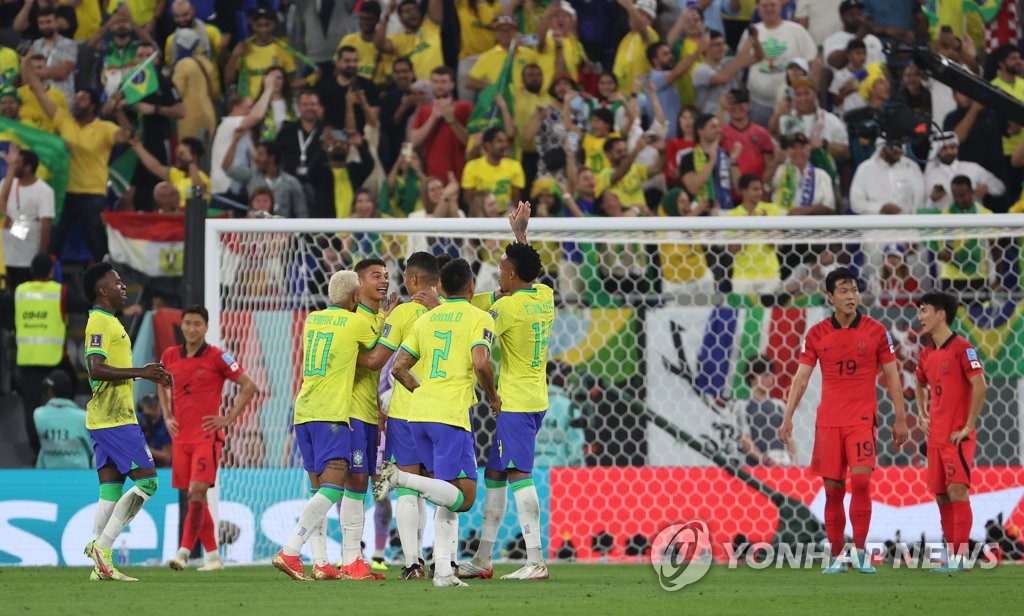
[693,145,732,209]
[169,20,213,65]
[777,163,816,211]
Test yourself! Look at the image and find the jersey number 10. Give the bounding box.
[304,331,334,377]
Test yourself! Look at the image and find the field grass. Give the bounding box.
[1,563,1020,615]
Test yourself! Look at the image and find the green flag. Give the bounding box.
[0,116,70,222]
[962,0,1003,23]
[468,42,516,134]
[120,52,159,104]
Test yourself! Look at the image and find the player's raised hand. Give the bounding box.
[778,418,793,445]
[892,417,909,448]
[165,417,180,438]
[509,200,531,243]
[202,414,232,432]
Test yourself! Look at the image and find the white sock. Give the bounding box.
[97,487,151,550]
[93,500,117,537]
[476,481,507,564]
[397,493,420,567]
[512,480,543,563]
[395,470,460,509]
[175,546,191,560]
[341,493,365,566]
[308,518,329,567]
[284,493,333,557]
[417,497,427,562]
[433,507,458,578]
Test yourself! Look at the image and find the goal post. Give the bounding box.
[204,214,1024,564]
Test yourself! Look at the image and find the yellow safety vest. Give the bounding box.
[14,280,65,367]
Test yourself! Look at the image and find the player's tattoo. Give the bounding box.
[325,459,349,473]
[391,348,420,392]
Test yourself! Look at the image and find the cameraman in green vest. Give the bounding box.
[14,253,68,457]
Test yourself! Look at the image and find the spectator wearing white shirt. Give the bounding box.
[822,0,885,70]
[738,0,817,126]
[794,0,842,48]
[27,7,76,103]
[1,146,54,289]
[849,138,925,215]
[771,132,835,214]
[829,39,869,116]
[923,133,1005,212]
[774,77,850,168]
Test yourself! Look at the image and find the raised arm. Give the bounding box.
[374,3,397,54]
[131,138,171,180]
[22,55,58,120]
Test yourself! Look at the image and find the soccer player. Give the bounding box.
[462,202,555,581]
[359,251,441,580]
[160,305,257,572]
[375,258,500,588]
[338,258,390,580]
[914,291,987,572]
[779,267,908,574]
[82,263,173,582]
[273,271,380,581]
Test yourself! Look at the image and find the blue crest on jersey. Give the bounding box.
[885,332,893,345]
[89,334,102,348]
[966,348,979,361]
[382,323,391,338]
[483,329,493,343]
[489,310,498,320]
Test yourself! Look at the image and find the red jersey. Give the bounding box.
[161,343,244,443]
[798,313,896,428]
[915,334,984,445]
[412,100,473,181]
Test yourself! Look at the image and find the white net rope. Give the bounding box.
[207,216,1024,564]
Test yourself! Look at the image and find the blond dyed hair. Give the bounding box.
[328,270,360,306]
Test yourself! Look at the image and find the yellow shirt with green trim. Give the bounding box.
[490,284,554,412]
[725,201,782,281]
[461,156,525,213]
[17,84,67,133]
[84,309,136,430]
[168,167,212,208]
[991,76,1024,155]
[390,19,444,81]
[596,164,649,207]
[471,291,497,311]
[470,44,538,93]
[350,303,386,425]
[54,110,120,195]
[538,31,586,91]
[380,301,430,420]
[613,28,657,96]
[400,299,495,430]
[582,132,618,174]
[294,306,379,425]
[338,32,389,86]
[241,40,297,98]
[455,0,501,59]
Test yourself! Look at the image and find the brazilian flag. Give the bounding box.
[468,42,516,134]
[963,0,1003,23]
[0,116,70,222]
[121,52,159,104]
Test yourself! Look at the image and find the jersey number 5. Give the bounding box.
[431,331,452,379]
[303,331,334,377]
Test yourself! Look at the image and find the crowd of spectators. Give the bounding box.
[1,0,1024,465]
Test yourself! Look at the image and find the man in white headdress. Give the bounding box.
[923,132,1005,212]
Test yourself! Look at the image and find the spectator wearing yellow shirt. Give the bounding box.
[466,15,538,96]
[665,6,706,108]
[131,137,211,209]
[612,0,659,97]
[225,7,299,98]
[726,173,783,295]
[338,1,388,87]
[22,54,130,261]
[462,127,526,213]
[581,108,617,174]
[536,1,587,91]
[375,0,444,82]
[990,45,1024,203]
[0,45,19,88]
[72,0,102,42]
[511,63,549,182]
[106,0,161,31]
[454,0,503,100]
[164,0,224,101]
[596,136,666,209]
[17,54,68,133]
[658,188,717,304]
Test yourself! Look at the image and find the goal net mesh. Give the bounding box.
[209,218,1024,564]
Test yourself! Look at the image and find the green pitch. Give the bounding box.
[1,564,1019,615]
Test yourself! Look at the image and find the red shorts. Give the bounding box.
[811,424,877,481]
[171,439,223,489]
[927,438,976,494]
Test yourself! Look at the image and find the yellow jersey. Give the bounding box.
[490,284,555,412]
[106,0,157,25]
[294,306,379,425]
[0,45,19,87]
[74,0,102,41]
[350,303,385,425]
[461,157,525,213]
[338,32,390,86]
[380,301,430,420]
[471,291,497,311]
[241,40,297,98]
[400,299,495,430]
[725,202,782,281]
[168,167,212,207]
[17,84,67,133]
[455,0,501,59]
[613,28,656,95]
[390,19,444,81]
[537,31,586,91]
[54,110,119,195]
[992,76,1024,155]
[582,132,617,174]
[470,44,538,92]
[597,164,649,207]
[85,309,135,430]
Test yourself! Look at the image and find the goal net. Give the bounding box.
[204,214,1024,565]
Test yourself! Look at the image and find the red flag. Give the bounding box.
[984,0,1021,54]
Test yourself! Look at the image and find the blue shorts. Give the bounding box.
[409,421,477,482]
[384,417,421,468]
[90,424,156,475]
[294,421,351,475]
[486,411,547,474]
[349,418,378,476]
